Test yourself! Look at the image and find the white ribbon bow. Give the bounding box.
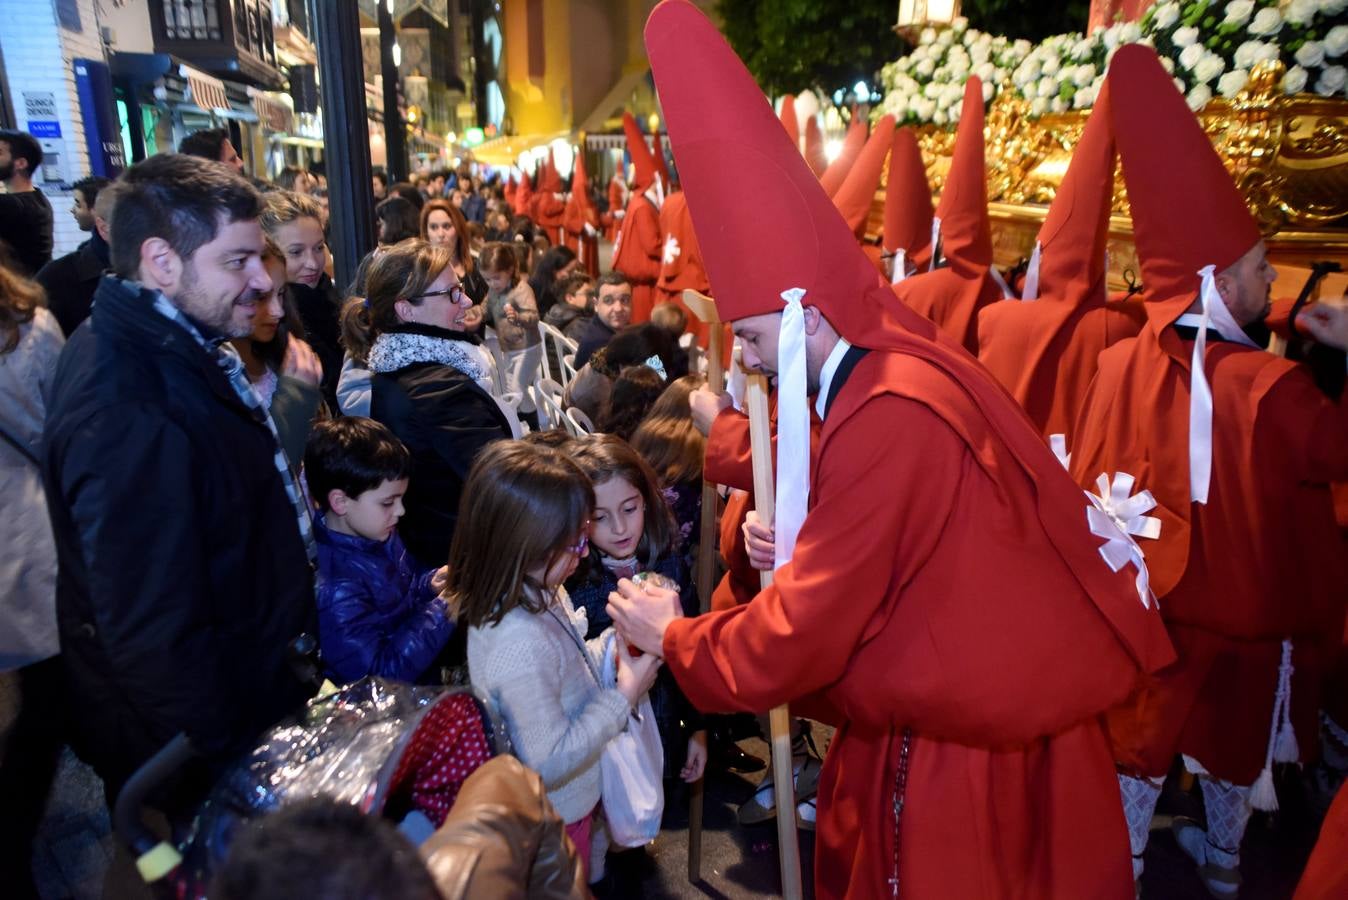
[1086,471,1161,609]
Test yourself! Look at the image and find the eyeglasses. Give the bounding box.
[414,283,470,305]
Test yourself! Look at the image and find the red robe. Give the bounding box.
[605,178,626,242]
[531,192,566,247]
[977,297,1145,440]
[655,191,711,345]
[611,194,662,323]
[1071,329,1348,783]
[1295,784,1348,900]
[665,349,1174,899]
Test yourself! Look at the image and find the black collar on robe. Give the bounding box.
[822,345,870,419]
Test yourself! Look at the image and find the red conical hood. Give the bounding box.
[779,94,800,148]
[1109,44,1262,340]
[818,116,868,197]
[1033,80,1116,307]
[833,115,895,237]
[933,77,992,275]
[623,111,659,192]
[512,168,534,216]
[884,127,934,267]
[564,144,599,234]
[539,148,564,194]
[650,131,674,190]
[803,115,828,177]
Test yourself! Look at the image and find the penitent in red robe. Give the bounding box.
[655,191,711,345]
[665,350,1175,900]
[1071,330,1348,783]
[611,194,662,323]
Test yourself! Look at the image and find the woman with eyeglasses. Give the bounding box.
[340,240,517,567]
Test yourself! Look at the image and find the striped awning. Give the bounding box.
[180,64,228,113]
[249,89,294,133]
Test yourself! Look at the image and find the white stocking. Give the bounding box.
[1118,773,1163,878]
[1198,776,1252,868]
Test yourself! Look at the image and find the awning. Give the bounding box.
[471,131,571,167]
[249,88,294,133]
[180,64,229,113]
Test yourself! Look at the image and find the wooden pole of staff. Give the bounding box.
[746,372,804,900]
[681,290,723,884]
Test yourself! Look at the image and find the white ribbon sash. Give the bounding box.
[774,288,810,570]
[890,248,907,285]
[929,217,941,271]
[1021,240,1042,301]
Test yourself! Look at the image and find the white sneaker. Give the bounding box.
[1172,818,1242,898]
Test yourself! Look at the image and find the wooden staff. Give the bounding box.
[746,371,804,900]
[680,290,724,883]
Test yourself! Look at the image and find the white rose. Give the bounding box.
[1295,40,1326,68]
[1172,26,1200,48]
[1174,76,1188,94]
[950,100,964,122]
[932,109,948,126]
[1248,7,1283,37]
[975,61,997,82]
[1051,96,1068,113]
[1194,53,1225,84]
[915,98,936,120]
[1030,96,1049,116]
[1285,0,1317,26]
[1283,65,1310,93]
[1186,83,1213,111]
[1037,76,1058,98]
[1103,24,1122,51]
[1014,39,1032,56]
[920,27,936,44]
[1120,22,1143,44]
[1160,56,1176,74]
[1218,68,1250,98]
[1222,0,1254,27]
[916,57,936,78]
[949,58,970,78]
[1073,84,1096,108]
[937,30,954,47]
[1322,0,1348,15]
[923,80,942,99]
[953,16,969,32]
[1153,2,1181,29]
[1316,64,1348,95]
[1180,43,1205,71]
[1326,26,1348,58]
[1041,55,1061,75]
[1071,38,1094,60]
[982,80,995,102]
[1074,63,1097,87]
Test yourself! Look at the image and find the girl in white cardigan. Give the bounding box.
[445,440,661,884]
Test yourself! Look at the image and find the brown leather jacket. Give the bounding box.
[419,755,588,899]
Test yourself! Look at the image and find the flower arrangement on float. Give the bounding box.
[875,0,1348,125]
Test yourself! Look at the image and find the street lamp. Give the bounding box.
[895,0,962,41]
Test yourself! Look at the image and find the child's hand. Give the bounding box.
[681,730,708,783]
[504,302,519,324]
[743,510,776,571]
[431,565,449,596]
[607,577,682,658]
[616,648,661,705]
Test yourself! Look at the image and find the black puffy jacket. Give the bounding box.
[42,276,317,799]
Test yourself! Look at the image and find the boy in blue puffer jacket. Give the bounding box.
[305,417,455,684]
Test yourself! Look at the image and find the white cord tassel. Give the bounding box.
[1273,640,1300,764]
[1022,240,1042,301]
[1250,638,1296,812]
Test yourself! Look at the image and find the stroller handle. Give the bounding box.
[113,733,197,882]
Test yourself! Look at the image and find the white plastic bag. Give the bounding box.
[599,632,664,847]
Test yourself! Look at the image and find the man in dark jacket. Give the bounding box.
[573,270,632,369]
[42,154,317,805]
[36,176,112,336]
[0,130,54,276]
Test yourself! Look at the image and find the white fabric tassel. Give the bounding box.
[774,288,810,570]
[891,248,907,284]
[1022,241,1043,301]
[1273,639,1300,764]
[929,217,941,271]
[1250,638,1296,811]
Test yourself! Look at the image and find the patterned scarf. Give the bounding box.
[367,329,490,384]
[148,286,317,563]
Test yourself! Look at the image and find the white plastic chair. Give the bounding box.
[566,406,595,436]
[540,322,580,388]
[561,352,578,386]
[532,377,568,431]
